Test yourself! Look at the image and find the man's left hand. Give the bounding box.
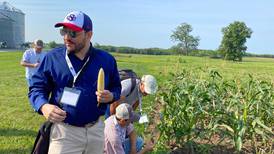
[96,90,113,103]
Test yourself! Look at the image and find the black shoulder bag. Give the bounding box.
[31,121,53,154]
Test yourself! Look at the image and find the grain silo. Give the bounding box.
[0,1,25,48]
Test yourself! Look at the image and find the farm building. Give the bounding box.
[0,1,24,48]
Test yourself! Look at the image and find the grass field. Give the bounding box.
[0,50,273,153]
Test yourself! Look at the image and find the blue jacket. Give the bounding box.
[29,45,121,126]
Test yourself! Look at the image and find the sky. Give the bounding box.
[3,0,274,54]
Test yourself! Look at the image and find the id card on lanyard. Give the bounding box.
[60,50,90,107]
[137,88,149,124]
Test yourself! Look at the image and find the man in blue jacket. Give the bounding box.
[29,11,121,154]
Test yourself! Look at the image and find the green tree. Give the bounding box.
[170,23,200,55]
[48,41,58,49]
[219,21,252,61]
[170,45,181,54]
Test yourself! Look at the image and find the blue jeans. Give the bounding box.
[123,136,144,154]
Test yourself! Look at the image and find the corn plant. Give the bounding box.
[156,69,274,152]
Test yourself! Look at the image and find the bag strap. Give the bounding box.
[31,121,53,154]
[31,129,42,153]
[126,78,137,97]
[40,121,53,136]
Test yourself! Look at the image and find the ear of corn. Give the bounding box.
[97,68,105,92]
[97,68,105,106]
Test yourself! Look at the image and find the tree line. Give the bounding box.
[22,21,272,60]
[40,41,273,59]
[94,20,272,60]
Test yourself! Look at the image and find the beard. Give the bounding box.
[66,38,86,54]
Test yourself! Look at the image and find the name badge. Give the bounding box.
[60,87,81,107]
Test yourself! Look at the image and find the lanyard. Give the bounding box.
[65,50,90,87]
[137,84,143,113]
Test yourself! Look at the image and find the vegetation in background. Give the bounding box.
[47,41,58,49]
[244,53,274,58]
[94,43,174,55]
[1,51,274,153]
[219,21,253,61]
[170,23,200,55]
[156,69,273,153]
[20,42,31,49]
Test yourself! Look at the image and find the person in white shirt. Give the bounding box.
[104,103,154,154]
[21,39,46,86]
[108,75,158,121]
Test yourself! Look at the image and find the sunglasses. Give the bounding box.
[60,28,81,38]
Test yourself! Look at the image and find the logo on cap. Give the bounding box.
[66,14,76,21]
[55,11,93,32]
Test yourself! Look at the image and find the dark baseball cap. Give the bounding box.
[34,39,43,48]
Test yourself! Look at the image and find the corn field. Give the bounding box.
[156,69,274,153]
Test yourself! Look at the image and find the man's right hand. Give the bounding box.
[40,104,66,123]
